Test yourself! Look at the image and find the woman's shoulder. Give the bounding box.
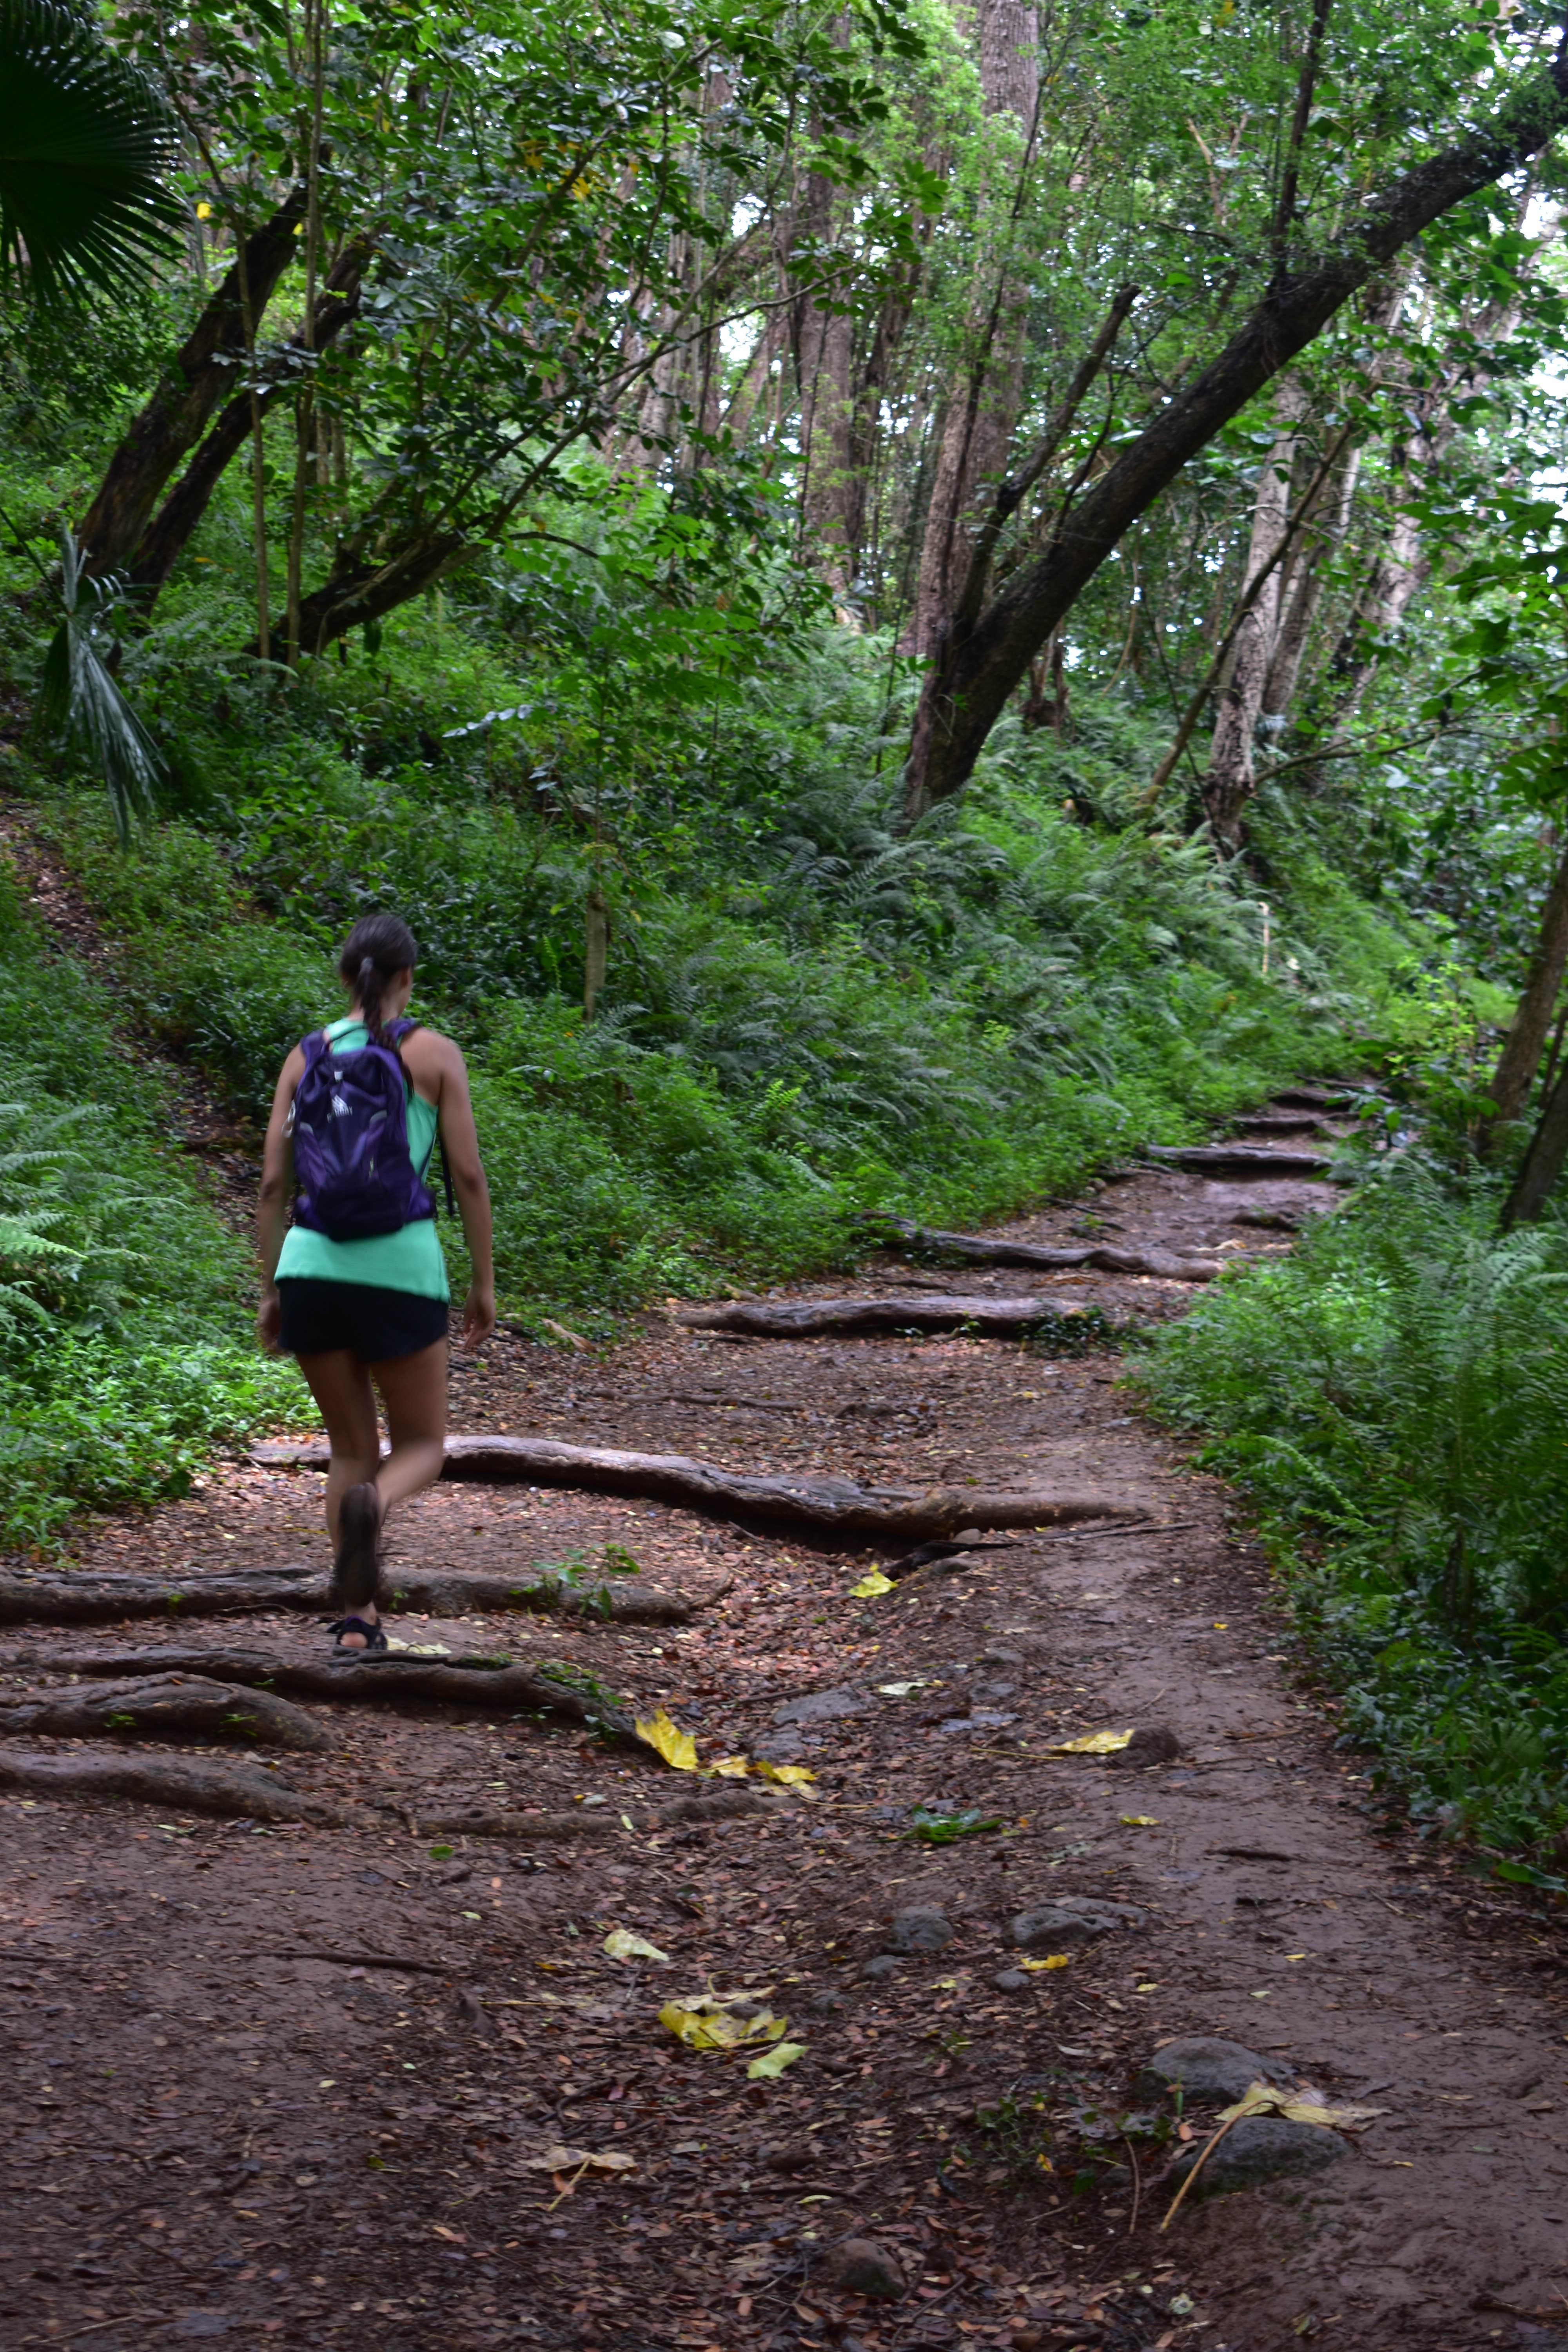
[400,1020,463,1069]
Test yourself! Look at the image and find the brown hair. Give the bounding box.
[339,912,418,1041]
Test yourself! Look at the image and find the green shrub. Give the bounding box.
[1137,1163,1568,1871]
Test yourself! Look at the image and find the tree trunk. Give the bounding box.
[1480,832,1568,1152]
[126,239,371,601]
[276,522,467,659]
[900,50,1568,818]
[1500,1055,1568,1228]
[1260,439,1363,718]
[76,185,308,575]
[910,0,1038,657]
[1201,378,1308,847]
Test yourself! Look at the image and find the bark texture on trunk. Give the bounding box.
[1481,833,1568,1151]
[76,185,308,575]
[268,523,467,659]
[910,0,1038,656]
[1202,378,1308,847]
[128,238,371,599]
[1260,433,1364,719]
[1501,1054,1568,1227]
[901,52,1568,817]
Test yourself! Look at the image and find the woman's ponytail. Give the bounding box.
[356,954,383,1040]
[338,913,419,1041]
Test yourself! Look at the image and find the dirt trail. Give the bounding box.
[4,1115,1568,2352]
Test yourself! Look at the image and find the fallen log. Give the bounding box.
[1144,1143,1335,1177]
[0,1675,331,1752]
[854,1214,1221,1282]
[253,1435,1145,1540]
[672,1292,1108,1338]
[29,1646,648,1749]
[0,1748,353,1825]
[0,1563,690,1630]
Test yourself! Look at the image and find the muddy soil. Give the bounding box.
[4,1123,1568,2352]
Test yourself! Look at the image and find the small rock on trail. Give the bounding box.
[816,2237,908,2299]
[886,1906,955,1953]
[1166,2113,1347,2191]
[1137,2034,1285,2107]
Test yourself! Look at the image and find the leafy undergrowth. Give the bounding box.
[1136,1160,1568,1879]
[0,870,307,1549]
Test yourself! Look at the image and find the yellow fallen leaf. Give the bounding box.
[432,2223,465,2241]
[603,1929,669,1963]
[1048,1728,1135,1754]
[708,1755,751,1778]
[747,2041,805,2080]
[1120,1814,1160,1827]
[850,1569,894,1597]
[1018,1953,1072,1973]
[754,1760,817,1786]
[659,1992,789,2051]
[1216,2080,1387,2131]
[635,1708,699,1772]
[519,2143,636,2173]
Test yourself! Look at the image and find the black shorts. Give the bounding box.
[277,1279,450,1362]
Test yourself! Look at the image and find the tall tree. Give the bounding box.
[910,0,1038,655]
[901,19,1568,823]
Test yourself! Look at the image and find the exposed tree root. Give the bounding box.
[0,1748,353,1824]
[0,1749,783,1835]
[419,1782,781,1840]
[255,1435,1145,1540]
[1144,1143,1334,1176]
[28,1646,649,1749]
[672,1292,1107,1339]
[0,1675,331,1752]
[855,1213,1221,1281]
[0,1563,691,1630]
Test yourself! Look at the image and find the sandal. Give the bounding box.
[330,1615,389,1657]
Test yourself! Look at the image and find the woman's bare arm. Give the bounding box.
[406,1028,496,1348]
[256,1045,307,1349]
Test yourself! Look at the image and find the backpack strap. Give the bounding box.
[384,1020,455,1216]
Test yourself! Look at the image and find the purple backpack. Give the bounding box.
[290,1016,435,1241]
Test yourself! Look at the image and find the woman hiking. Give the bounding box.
[256,913,496,1653]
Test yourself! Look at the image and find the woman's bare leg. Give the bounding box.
[294,1348,381,1548]
[370,1336,449,1512]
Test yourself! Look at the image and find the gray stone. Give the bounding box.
[1056,1895,1146,1926]
[1009,1897,1138,1950]
[1010,1905,1100,1951]
[978,1644,1024,1668]
[1136,2035,1284,2107]
[860,1954,901,1981]
[1165,2115,1346,2192]
[935,1708,1017,1733]
[886,1907,954,1954]
[993,1968,1029,1992]
[1105,1724,1183,1769]
[816,2237,907,2300]
[773,1687,871,1728]
[753,1729,808,1763]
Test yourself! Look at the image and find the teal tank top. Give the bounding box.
[275,1018,451,1300]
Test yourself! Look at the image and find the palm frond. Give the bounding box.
[0,0,181,305]
[36,532,165,842]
